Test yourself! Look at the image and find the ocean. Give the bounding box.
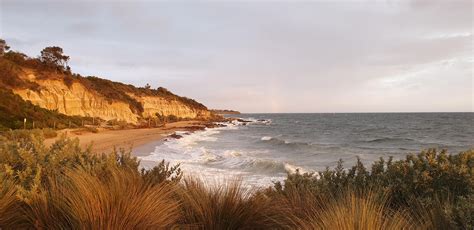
[139,113,474,187]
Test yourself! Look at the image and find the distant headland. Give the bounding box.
[211,109,241,115]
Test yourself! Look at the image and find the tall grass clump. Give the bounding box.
[25,167,180,229]
[298,190,412,229]
[177,177,294,229]
[0,174,21,227]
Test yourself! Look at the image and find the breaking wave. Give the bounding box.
[365,137,416,143]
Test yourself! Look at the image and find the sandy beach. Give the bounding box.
[44,120,211,155]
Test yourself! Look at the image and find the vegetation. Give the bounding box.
[0,130,471,228]
[0,39,10,55]
[273,149,474,229]
[0,56,40,90]
[155,113,180,123]
[39,46,70,72]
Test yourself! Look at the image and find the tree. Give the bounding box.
[0,39,10,56]
[40,46,70,70]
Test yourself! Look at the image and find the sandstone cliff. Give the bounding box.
[10,73,212,124]
[1,60,213,124]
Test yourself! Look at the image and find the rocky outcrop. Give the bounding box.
[12,73,212,124]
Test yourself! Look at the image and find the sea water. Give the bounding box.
[139,113,474,187]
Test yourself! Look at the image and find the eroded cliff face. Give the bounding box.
[137,95,212,119]
[12,73,212,124]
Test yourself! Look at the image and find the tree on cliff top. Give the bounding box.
[0,39,10,56]
[40,46,70,71]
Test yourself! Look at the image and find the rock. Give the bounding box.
[184,126,206,131]
[168,133,183,139]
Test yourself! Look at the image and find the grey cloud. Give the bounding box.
[1,0,472,112]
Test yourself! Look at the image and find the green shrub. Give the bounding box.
[272,149,474,229]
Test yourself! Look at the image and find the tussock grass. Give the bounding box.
[297,190,413,229]
[0,175,21,227]
[177,177,294,229]
[25,167,180,229]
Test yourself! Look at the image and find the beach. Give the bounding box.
[44,120,213,155]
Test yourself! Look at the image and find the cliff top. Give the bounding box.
[0,43,207,113]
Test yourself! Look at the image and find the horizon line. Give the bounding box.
[234,111,474,114]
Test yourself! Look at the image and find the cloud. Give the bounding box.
[1,0,472,112]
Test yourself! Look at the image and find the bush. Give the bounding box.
[84,126,99,133]
[41,128,57,138]
[272,149,474,229]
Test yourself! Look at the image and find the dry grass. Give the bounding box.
[301,190,413,230]
[286,189,415,229]
[0,176,21,227]
[25,167,180,229]
[0,174,441,229]
[177,177,294,229]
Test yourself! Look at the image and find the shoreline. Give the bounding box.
[44,120,217,155]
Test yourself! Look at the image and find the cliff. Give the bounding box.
[0,50,214,125]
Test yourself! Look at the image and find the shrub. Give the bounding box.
[272,149,474,229]
[140,160,182,185]
[41,128,57,138]
[84,126,99,133]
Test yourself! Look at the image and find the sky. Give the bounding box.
[1,0,472,113]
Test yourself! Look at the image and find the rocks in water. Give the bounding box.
[184,126,206,132]
[168,133,183,139]
[204,123,227,128]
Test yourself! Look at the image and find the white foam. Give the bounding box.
[139,119,289,188]
[284,163,308,174]
[261,136,273,141]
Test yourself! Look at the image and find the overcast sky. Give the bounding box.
[1,0,472,112]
